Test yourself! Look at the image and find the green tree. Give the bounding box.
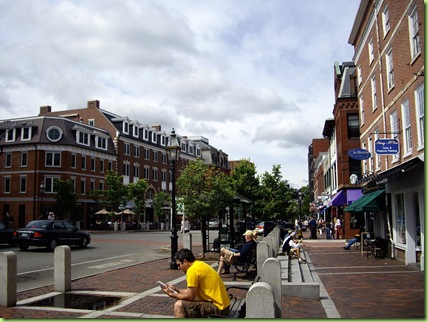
[54,179,77,219]
[176,159,234,254]
[104,170,128,213]
[152,191,172,222]
[128,179,149,215]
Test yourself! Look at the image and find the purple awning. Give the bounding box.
[331,189,363,206]
[331,191,346,206]
[347,189,363,204]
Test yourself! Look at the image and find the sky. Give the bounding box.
[0,0,360,188]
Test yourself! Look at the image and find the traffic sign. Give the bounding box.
[375,138,399,155]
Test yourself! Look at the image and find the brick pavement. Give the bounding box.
[0,238,425,319]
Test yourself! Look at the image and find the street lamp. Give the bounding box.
[298,190,302,222]
[166,128,181,270]
[40,183,45,219]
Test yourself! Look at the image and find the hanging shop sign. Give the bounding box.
[348,148,371,160]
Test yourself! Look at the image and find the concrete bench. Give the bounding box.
[278,250,320,300]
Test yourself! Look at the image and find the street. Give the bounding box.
[0,229,220,293]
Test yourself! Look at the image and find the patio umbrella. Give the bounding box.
[123,209,136,215]
[95,208,110,215]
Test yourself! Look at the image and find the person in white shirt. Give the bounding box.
[282,232,306,263]
[181,216,190,233]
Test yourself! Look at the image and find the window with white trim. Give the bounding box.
[100,159,105,173]
[88,119,95,126]
[46,152,61,167]
[152,168,158,181]
[415,84,424,147]
[20,176,27,193]
[81,155,86,170]
[386,49,394,89]
[395,193,406,244]
[134,146,140,157]
[123,163,130,176]
[123,121,129,134]
[77,131,90,146]
[90,180,95,192]
[144,167,150,179]
[359,96,365,125]
[161,134,166,146]
[96,136,107,150]
[134,164,140,179]
[91,158,96,171]
[401,99,412,154]
[124,143,130,155]
[45,177,60,193]
[390,111,399,162]
[4,177,10,193]
[6,128,16,142]
[21,127,32,141]
[71,154,76,168]
[152,131,157,143]
[21,152,28,167]
[382,6,390,37]
[162,170,167,183]
[153,151,158,162]
[181,142,187,152]
[143,128,149,141]
[133,125,139,138]
[368,39,374,64]
[196,147,201,157]
[99,180,104,192]
[409,7,421,60]
[144,148,150,160]
[80,179,86,195]
[5,153,11,168]
[371,76,377,110]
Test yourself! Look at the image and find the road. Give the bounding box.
[0,229,221,293]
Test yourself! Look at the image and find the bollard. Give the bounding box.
[0,251,17,307]
[54,246,71,292]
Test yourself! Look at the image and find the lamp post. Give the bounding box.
[166,129,181,270]
[39,183,45,219]
[298,190,302,222]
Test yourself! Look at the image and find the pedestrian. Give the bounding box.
[325,221,332,239]
[48,212,55,220]
[343,226,365,250]
[217,229,257,274]
[180,216,190,233]
[161,248,230,318]
[335,216,342,239]
[309,216,317,239]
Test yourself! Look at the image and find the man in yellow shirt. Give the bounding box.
[162,248,231,318]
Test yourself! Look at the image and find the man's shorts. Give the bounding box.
[181,300,230,318]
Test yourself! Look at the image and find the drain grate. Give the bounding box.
[24,293,123,310]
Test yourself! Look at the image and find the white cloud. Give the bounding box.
[0,0,360,187]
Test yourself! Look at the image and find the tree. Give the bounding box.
[152,191,171,224]
[176,159,235,254]
[54,179,77,219]
[128,179,149,215]
[104,170,128,213]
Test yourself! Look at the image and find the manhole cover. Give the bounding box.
[25,293,123,310]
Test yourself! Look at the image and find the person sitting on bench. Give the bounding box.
[217,229,257,274]
[282,232,306,263]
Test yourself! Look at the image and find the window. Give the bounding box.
[395,194,406,244]
[123,121,129,134]
[133,125,139,138]
[21,127,32,141]
[91,158,96,171]
[134,146,140,158]
[153,151,158,162]
[362,142,368,174]
[77,131,90,146]
[371,76,377,109]
[368,39,374,64]
[123,163,130,176]
[134,164,140,178]
[46,126,63,142]
[46,152,61,167]
[181,142,186,152]
[88,119,95,126]
[21,152,28,167]
[359,96,365,125]
[390,111,399,162]
[108,161,113,171]
[143,128,149,141]
[152,131,157,143]
[415,85,424,147]
[401,99,412,154]
[144,149,150,160]
[161,134,166,146]
[99,180,104,192]
[100,159,105,173]
[162,153,167,164]
[162,170,167,183]
[409,7,421,60]
[20,176,27,193]
[4,177,11,193]
[81,155,87,170]
[45,177,60,193]
[196,147,201,157]
[357,65,362,86]
[71,154,77,168]
[382,6,390,37]
[124,143,130,155]
[80,179,86,195]
[90,180,95,192]
[386,49,394,89]
[347,114,359,138]
[6,129,16,142]
[144,167,150,179]
[152,168,158,181]
[96,136,107,150]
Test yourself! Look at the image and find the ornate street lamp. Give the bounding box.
[298,190,303,222]
[166,128,181,270]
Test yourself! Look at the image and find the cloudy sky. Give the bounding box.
[0,0,360,188]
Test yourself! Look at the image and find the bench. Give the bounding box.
[278,249,320,300]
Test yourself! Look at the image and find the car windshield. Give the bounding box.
[25,221,51,229]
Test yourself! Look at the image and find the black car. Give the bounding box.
[13,220,91,251]
[0,222,14,245]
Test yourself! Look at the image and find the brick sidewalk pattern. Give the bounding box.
[0,240,425,318]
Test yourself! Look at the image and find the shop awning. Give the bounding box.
[344,189,385,212]
[330,189,362,206]
[331,191,346,206]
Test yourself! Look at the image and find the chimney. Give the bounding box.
[87,100,100,109]
[40,105,52,115]
[151,125,161,131]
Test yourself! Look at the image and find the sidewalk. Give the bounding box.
[0,237,425,319]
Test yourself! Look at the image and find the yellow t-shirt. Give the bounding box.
[186,260,231,310]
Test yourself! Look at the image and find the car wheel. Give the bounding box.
[19,244,29,251]
[47,239,58,251]
[80,237,88,248]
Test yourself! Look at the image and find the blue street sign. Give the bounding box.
[375,138,399,155]
[348,148,371,160]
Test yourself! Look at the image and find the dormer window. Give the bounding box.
[160,134,166,146]
[196,147,201,157]
[133,125,139,138]
[77,131,90,146]
[46,126,63,142]
[189,145,194,154]
[96,136,107,150]
[21,127,32,141]
[123,121,129,134]
[152,131,157,143]
[143,128,149,141]
[5,128,16,142]
[181,142,187,152]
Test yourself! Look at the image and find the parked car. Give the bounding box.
[0,222,15,245]
[208,218,220,229]
[13,220,91,251]
[255,221,276,235]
